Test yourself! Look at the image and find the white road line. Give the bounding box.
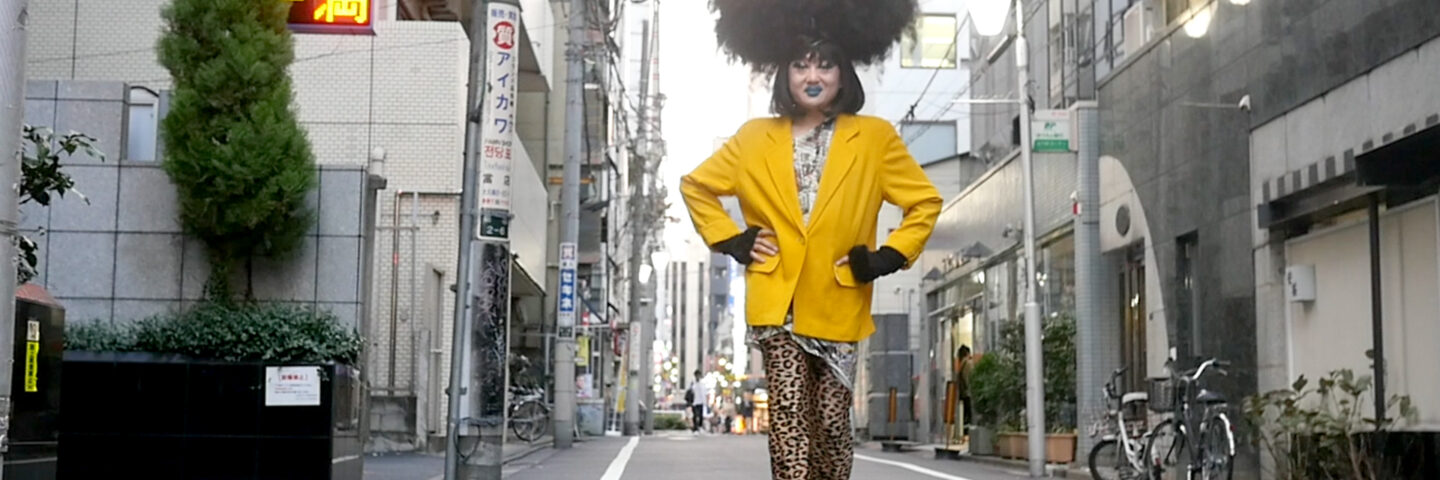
[600,436,641,480]
[855,454,976,480]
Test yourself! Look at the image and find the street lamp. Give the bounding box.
[1183,3,1215,38]
[967,0,1046,476]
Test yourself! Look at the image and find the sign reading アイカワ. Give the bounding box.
[477,3,522,231]
[265,366,322,407]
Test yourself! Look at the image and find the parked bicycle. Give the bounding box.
[508,384,550,442]
[1143,357,1236,480]
[506,354,551,442]
[1088,366,1151,480]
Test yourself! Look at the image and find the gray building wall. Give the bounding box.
[1100,0,1440,398]
[926,151,1078,262]
[22,81,370,330]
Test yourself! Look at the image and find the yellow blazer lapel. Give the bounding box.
[764,118,804,232]
[806,115,860,235]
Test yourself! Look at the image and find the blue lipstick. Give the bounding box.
[805,86,823,98]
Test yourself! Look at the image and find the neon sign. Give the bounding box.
[288,0,374,34]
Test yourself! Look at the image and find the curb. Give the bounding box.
[503,437,553,465]
[860,441,1087,478]
[953,453,1083,478]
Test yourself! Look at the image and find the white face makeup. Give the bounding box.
[788,54,841,115]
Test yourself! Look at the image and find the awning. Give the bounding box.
[511,257,544,298]
[1258,116,1440,231]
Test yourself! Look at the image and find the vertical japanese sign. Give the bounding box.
[628,323,642,371]
[24,320,39,393]
[478,2,521,239]
[558,242,578,338]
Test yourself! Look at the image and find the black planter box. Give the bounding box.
[7,289,66,480]
[59,352,362,480]
[1290,431,1440,479]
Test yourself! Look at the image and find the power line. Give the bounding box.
[902,0,1046,145]
[899,14,970,124]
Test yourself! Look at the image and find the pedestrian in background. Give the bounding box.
[738,394,755,435]
[722,399,737,434]
[955,345,974,438]
[688,369,709,434]
[682,1,938,477]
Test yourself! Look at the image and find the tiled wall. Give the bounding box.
[23,81,368,330]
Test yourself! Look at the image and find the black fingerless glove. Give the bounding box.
[712,226,763,265]
[847,246,907,284]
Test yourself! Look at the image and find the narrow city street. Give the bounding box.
[503,435,1036,480]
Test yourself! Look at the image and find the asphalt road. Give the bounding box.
[503,433,1039,480]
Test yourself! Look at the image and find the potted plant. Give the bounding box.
[969,349,1024,457]
[972,314,1079,462]
[1245,368,1421,480]
[1041,313,1078,464]
[63,302,364,479]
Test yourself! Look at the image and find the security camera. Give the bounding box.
[1238,94,1252,112]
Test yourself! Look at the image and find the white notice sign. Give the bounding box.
[265,366,322,407]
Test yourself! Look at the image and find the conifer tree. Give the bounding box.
[158,0,316,300]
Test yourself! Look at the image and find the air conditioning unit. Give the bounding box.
[1119,3,1150,62]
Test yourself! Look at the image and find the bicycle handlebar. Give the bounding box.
[1102,366,1130,400]
[1183,358,1231,381]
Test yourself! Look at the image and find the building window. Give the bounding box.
[1039,237,1076,317]
[1120,244,1147,393]
[125,86,160,161]
[898,121,957,165]
[1176,232,1200,358]
[901,14,959,69]
[1164,0,1205,25]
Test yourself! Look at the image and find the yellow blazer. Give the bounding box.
[680,114,943,343]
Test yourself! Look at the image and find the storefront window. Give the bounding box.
[1039,237,1077,317]
[981,261,1012,353]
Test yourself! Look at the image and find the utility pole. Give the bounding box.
[641,1,661,436]
[554,0,586,450]
[0,0,29,477]
[1071,101,1105,459]
[446,0,523,477]
[1013,0,1047,475]
[445,0,486,477]
[623,17,653,438]
[455,0,523,478]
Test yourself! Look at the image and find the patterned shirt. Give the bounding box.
[746,117,859,392]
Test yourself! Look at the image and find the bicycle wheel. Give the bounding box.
[1144,419,1185,480]
[1089,439,1143,480]
[1199,414,1234,480]
[511,401,547,442]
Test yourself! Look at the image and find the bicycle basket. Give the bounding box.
[1148,378,1177,413]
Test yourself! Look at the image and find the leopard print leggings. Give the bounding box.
[761,334,853,480]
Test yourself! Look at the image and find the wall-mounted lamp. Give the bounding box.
[430,210,441,225]
[1183,3,1215,38]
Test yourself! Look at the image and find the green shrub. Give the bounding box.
[1043,313,1077,432]
[969,352,1023,431]
[654,412,689,431]
[1244,369,1419,480]
[970,314,1077,433]
[16,126,105,284]
[66,302,361,364]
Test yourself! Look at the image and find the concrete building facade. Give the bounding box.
[22,0,567,452]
